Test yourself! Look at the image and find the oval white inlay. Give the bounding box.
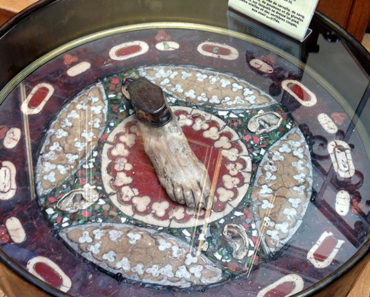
[3,128,21,149]
[67,61,91,77]
[5,217,26,243]
[155,41,180,51]
[328,140,355,178]
[0,161,16,200]
[335,190,350,216]
[317,113,338,134]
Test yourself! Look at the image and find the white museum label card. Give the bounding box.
[228,0,318,41]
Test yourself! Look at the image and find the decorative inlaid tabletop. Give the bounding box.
[0,1,368,296]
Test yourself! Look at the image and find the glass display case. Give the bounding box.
[0,0,368,296]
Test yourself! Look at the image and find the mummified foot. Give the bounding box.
[123,78,212,209]
[138,118,212,209]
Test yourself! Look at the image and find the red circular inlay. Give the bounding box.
[202,44,231,56]
[288,83,310,102]
[106,109,247,224]
[34,262,63,288]
[115,45,142,57]
[28,87,50,109]
[264,281,295,297]
[313,236,337,261]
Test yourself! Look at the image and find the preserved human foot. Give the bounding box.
[123,78,212,209]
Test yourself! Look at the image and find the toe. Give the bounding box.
[197,173,212,209]
[192,186,205,209]
[173,182,185,205]
[161,177,176,203]
[183,186,195,209]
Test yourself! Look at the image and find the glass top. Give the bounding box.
[0,1,368,296]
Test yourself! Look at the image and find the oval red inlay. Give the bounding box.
[28,87,49,109]
[115,45,142,57]
[313,236,337,262]
[34,262,63,288]
[264,281,295,297]
[202,44,231,56]
[288,83,310,102]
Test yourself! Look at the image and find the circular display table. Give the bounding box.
[0,1,368,296]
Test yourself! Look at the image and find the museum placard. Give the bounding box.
[228,0,319,41]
